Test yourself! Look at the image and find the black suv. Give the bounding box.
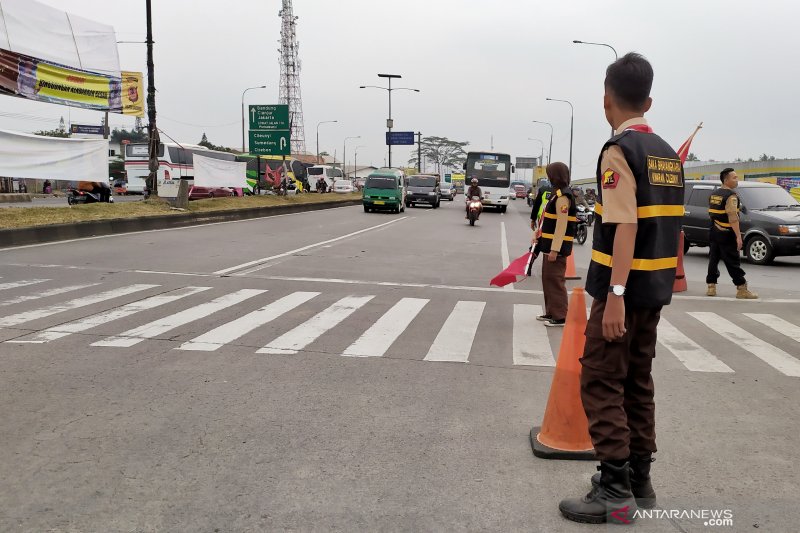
[683,180,800,264]
[405,174,441,208]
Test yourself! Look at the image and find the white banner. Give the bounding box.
[0,129,108,181]
[0,0,120,73]
[193,154,248,188]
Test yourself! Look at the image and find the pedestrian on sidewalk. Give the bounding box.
[532,162,576,327]
[705,168,758,299]
[558,52,685,525]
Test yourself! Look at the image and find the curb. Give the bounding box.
[0,193,32,203]
[0,199,361,248]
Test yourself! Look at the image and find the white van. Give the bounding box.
[307,165,343,192]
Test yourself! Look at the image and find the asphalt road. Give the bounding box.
[1,197,798,531]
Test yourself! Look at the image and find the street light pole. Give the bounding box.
[546,98,574,176]
[316,120,338,164]
[361,75,419,168]
[241,85,267,153]
[573,40,618,137]
[354,144,365,184]
[532,120,554,165]
[343,135,361,178]
[527,138,544,167]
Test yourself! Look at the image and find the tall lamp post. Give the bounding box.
[241,85,267,152]
[343,135,361,178]
[531,120,553,166]
[354,145,366,185]
[573,40,618,137]
[527,138,544,168]
[316,120,338,164]
[546,98,574,176]
[360,74,419,167]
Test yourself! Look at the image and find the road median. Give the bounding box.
[0,194,360,248]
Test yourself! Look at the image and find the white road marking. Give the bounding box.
[93,289,267,347]
[0,283,100,308]
[500,221,513,291]
[213,217,409,275]
[258,295,374,355]
[689,312,800,377]
[0,279,49,292]
[0,284,158,328]
[657,318,734,372]
[8,286,211,344]
[178,291,319,351]
[424,301,485,363]
[744,314,800,344]
[343,297,429,358]
[512,304,556,366]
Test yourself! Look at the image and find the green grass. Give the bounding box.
[0,193,361,230]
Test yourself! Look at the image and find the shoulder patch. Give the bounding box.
[560,204,569,214]
[602,169,619,189]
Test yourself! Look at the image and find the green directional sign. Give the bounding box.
[249,104,289,131]
[249,130,291,156]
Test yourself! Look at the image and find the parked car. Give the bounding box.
[189,185,235,200]
[333,180,354,193]
[439,182,455,201]
[682,180,800,265]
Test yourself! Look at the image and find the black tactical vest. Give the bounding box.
[708,187,738,231]
[538,187,577,256]
[586,130,685,308]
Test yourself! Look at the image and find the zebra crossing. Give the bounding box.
[0,279,798,377]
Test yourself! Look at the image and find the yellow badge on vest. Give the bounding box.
[602,169,619,189]
[646,156,683,187]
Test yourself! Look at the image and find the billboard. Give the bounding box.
[0,48,143,116]
[516,156,539,169]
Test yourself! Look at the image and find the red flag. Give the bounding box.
[676,122,703,165]
[490,250,537,287]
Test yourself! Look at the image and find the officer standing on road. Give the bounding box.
[532,162,576,327]
[558,52,684,525]
[706,168,758,299]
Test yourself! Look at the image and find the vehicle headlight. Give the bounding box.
[778,225,800,235]
[501,196,508,200]
[428,192,436,195]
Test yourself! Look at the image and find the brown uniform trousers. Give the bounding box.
[542,256,568,321]
[580,298,661,460]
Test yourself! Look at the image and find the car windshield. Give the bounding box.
[441,183,452,190]
[739,187,800,209]
[308,168,324,175]
[365,177,397,189]
[408,176,436,187]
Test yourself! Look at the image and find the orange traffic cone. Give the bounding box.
[565,253,581,280]
[530,287,596,460]
[673,231,687,293]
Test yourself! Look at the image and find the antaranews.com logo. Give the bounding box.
[634,508,734,527]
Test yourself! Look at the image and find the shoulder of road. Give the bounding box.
[0,194,360,248]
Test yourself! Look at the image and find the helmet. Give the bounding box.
[471,178,478,185]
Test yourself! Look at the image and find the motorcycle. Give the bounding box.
[467,195,482,226]
[67,187,113,205]
[577,204,595,227]
[575,209,590,245]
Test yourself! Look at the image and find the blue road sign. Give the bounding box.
[386,131,415,145]
[70,124,104,136]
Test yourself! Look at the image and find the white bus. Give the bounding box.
[123,142,238,196]
[464,151,514,212]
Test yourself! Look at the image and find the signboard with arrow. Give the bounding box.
[248,104,291,156]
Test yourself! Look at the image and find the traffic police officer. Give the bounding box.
[558,52,684,525]
[706,168,758,299]
[530,179,552,231]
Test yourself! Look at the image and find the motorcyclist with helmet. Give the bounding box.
[465,177,483,218]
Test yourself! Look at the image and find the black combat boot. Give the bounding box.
[559,461,637,524]
[590,454,656,509]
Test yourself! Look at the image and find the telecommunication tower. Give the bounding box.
[278,0,306,155]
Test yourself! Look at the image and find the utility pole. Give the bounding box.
[145,0,158,195]
[416,132,422,173]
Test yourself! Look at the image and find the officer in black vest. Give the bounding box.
[558,53,684,525]
[706,168,758,299]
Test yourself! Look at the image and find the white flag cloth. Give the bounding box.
[0,129,108,181]
[193,154,248,188]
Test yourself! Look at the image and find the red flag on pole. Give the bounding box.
[490,249,539,287]
[676,122,703,165]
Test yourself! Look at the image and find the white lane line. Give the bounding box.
[500,221,513,291]
[258,295,374,355]
[0,279,49,292]
[657,318,734,373]
[0,283,100,308]
[512,304,556,366]
[8,286,211,344]
[93,289,267,348]
[424,301,485,363]
[178,291,319,352]
[689,312,800,377]
[0,284,158,328]
[343,298,429,358]
[744,314,800,344]
[213,217,409,275]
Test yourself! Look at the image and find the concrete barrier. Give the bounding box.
[0,198,361,248]
[0,194,32,203]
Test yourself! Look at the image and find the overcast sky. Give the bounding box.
[2,0,798,179]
